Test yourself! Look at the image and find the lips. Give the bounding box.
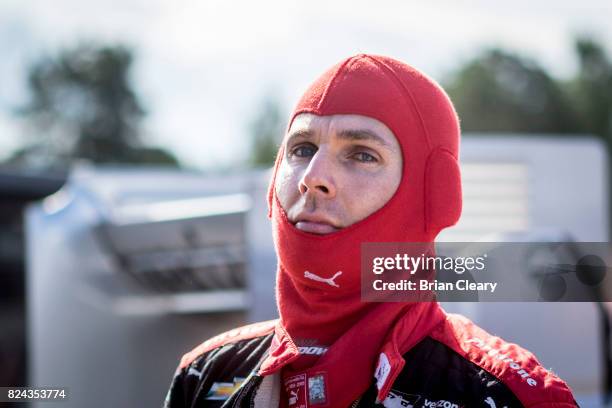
[293,214,340,234]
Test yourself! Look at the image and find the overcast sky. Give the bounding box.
[1,0,611,169]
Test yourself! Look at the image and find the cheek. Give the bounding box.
[274,162,302,211]
[342,168,401,224]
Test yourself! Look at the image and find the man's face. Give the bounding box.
[275,113,403,234]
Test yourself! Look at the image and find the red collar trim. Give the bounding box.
[259,302,447,404]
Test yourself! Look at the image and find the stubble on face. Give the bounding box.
[274,113,403,234]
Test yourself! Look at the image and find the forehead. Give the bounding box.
[286,113,401,150]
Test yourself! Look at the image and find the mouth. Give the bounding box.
[293,215,341,235]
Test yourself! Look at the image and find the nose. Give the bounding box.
[298,148,337,198]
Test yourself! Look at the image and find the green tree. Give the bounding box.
[248,93,286,167]
[445,49,579,134]
[10,43,179,169]
[568,37,612,144]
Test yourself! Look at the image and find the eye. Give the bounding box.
[290,143,317,158]
[352,151,378,163]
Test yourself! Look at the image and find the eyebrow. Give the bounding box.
[337,129,391,148]
[285,129,314,145]
[286,128,392,149]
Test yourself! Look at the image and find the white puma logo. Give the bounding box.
[304,270,343,288]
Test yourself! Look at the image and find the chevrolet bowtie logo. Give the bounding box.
[205,377,246,400]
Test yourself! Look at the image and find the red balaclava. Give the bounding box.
[260,54,462,406]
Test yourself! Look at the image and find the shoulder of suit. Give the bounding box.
[429,313,578,407]
[178,319,277,370]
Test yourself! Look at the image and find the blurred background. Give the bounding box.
[1,0,612,407]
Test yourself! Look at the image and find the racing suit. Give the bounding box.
[163,311,578,407]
